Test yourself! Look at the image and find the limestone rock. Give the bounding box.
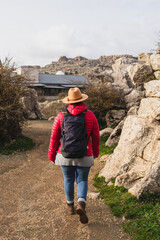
[39,100,64,119]
[144,80,160,97]
[127,106,138,116]
[138,98,160,120]
[88,192,100,199]
[112,57,137,72]
[129,158,160,197]
[105,109,126,127]
[58,56,68,62]
[21,88,43,119]
[111,57,136,89]
[123,88,133,96]
[105,119,125,147]
[150,53,160,71]
[48,116,55,121]
[99,115,160,198]
[154,71,160,80]
[138,53,151,63]
[100,128,113,137]
[127,63,153,86]
[157,46,160,53]
[74,56,88,61]
[124,89,145,109]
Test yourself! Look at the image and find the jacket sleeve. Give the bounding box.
[48,112,61,161]
[91,114,100,158]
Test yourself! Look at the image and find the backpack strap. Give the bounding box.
[61,108,87,116]
[61,108,70,117]
[83,109,87,115]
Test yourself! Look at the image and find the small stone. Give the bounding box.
[48,116,55,121]
[88,192,100,199]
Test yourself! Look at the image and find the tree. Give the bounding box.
[0,58,27,144]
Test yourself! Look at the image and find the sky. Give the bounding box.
[0,0,160,67]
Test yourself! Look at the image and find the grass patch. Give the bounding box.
[99,136,117,156]
[0,136,35,155]
[93,174,160,240]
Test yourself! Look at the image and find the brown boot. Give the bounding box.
[66,202,76,215]
[76,201,88,224]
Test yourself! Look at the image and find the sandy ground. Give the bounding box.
[0,120,131,240]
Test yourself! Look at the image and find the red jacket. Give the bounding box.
[48,104,100,162]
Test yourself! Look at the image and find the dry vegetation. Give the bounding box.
[0,59,26,144]
[84,84,126,126]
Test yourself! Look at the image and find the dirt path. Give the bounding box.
[0,120,131,240]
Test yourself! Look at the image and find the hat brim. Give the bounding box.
[62,93,88,104]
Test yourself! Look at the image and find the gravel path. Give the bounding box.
[0,120,131,240]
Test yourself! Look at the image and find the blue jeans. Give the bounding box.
[61,166,90,203]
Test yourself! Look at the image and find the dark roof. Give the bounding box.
[38,74,88,86]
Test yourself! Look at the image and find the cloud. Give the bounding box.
[26,24,118,65]
[26,25,91,65]
[17,22,158,66]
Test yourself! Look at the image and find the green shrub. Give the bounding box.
[0,136,35,155]
[93,175,160,240]
[99,136,117,156]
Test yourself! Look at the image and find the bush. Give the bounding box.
[84,84,125,126]
[57,91,67,100]
[0,58,26,144]
[0,136,35,155]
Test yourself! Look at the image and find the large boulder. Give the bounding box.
[111,57,136,89]
[105,119,125,147]
[39,100,64,119]
[124,89,145,109]
[105,109,126,127]
[150,53,160,71]
[99,79,160,198]
[138,53,151,63]
[99,115,160,198]
[154,71,160,80]
[138,98,160,120]
[127,62,153,86]
[100,128,113,137]
[144,80,160,98]
[21,88,43,119]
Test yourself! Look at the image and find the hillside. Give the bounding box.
[40,55,137,76]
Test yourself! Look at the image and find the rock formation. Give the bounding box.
[39,100,65,119]
[39,52,159,127]
[21,88,43,119]
[99,79,160,198]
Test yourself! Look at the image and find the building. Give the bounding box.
[15,66,88,96]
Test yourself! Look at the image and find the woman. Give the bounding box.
[48,87,100,224]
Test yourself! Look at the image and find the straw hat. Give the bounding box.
[62,88,88,104]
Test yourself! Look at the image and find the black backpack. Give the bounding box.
[60,109,88,158]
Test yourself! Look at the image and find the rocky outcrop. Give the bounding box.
[127,63,153,86]
[144,80,160,97]
[99,79,160,198]
[124,89,145,109]
[150,53,160,71]
[40,52,159,127]
[100,128,113,137]
[105,119,126,147]
[39,100,65,119]
[105,109,126,127]
[138,53,151,63]
[40,54,137,76]
[101,53,160,126]
[21,88,43,119]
